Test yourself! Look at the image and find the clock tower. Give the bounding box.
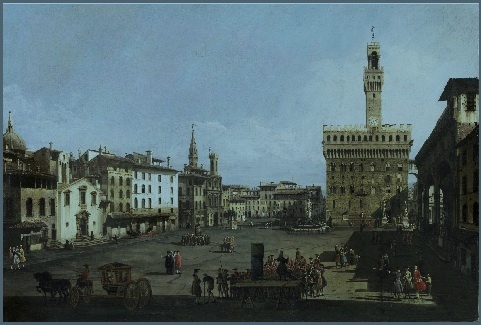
[364,41,384,129]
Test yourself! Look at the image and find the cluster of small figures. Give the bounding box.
[164,250,182,275]
[335,245,360,269]
[181,234,211,246]
[7,246,27,270]
[262,253,327,294]
[378,263,432,301]
[220,236,235,253]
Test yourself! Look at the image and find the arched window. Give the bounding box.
[26,198,33,217]
[126,203,131,212]
[134,184,138,193]
[363,135,368,141]
[333,135,337,141]
[148,185,151,193]
[358,135,361,141]
[110,176,115,185]
[126,178,131,186]
[119,203,123,212]
[382,135,385,142]
[50,199,55,216]
[126,190,130,198]
[396,135,400,142]
[134,198,138,209]
[142,185,145,193]
[352,135,356,142]
[376,135,379,141]
[39,198,46,216]
[119,177,123,186]
[327,135,331,141]
[142,199,146,208]
[110,189,114,199]
[148,198,152,208]
[119,190,123,198]
[347,135,350,142]
[340,135,344,142]
[389,135,393,142]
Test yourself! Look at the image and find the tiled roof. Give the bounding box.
[439,78,479,101]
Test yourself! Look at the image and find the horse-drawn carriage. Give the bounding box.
[69,262,152,310]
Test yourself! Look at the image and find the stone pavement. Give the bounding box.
[3,226,479,321]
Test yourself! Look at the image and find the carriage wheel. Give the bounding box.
[83,285,92,304]
[69,285,80,308]
[123,281,140,310]
[136,278,152,308]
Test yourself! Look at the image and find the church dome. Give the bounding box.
[3,112,27,152]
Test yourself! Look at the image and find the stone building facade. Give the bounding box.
[415,78,478,280]
[178,128,223,227]
[323,41,413,225]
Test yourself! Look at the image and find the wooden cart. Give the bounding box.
[69,262,152,310]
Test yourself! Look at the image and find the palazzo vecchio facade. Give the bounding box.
[323,41,413,225]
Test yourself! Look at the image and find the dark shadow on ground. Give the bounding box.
[3,295,476,322]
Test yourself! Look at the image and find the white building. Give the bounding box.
[57,177,103,244]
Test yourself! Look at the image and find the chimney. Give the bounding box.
[146,150,153,165]
[167,156,171,168]
[99,145,102,155]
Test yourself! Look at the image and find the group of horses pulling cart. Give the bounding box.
[34,262,152,310]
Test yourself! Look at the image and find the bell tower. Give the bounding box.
[364,31,384,129]
[188,124,198,167]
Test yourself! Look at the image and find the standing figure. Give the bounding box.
[202,273,216,303]
[403,266,413,299]
[425,273,432,296]
[413,265,426,300]
[174,251,182,274]
[393,267,403,300]
[13,247,20,270]
[18,246,26,268]
[8,247,13,270]
[295,248,301,262]
[191,269,202,304]
[216,268,224,298]
[315,268,325,297]
[168,251,175,274]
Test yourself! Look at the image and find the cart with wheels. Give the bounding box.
[69,262,152,310]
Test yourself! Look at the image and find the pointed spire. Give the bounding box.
[7,111,13,132]
[189,124,198,167]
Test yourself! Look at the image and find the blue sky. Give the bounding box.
[3,4,479,189]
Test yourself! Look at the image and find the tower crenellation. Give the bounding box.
[322,36,413,226]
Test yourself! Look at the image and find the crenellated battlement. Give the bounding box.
[323,124,412,132]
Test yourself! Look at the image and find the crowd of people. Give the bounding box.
[334,244,360,270]
[378,259,432,301]
[7,246,26,270]
[181,234,211,246]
